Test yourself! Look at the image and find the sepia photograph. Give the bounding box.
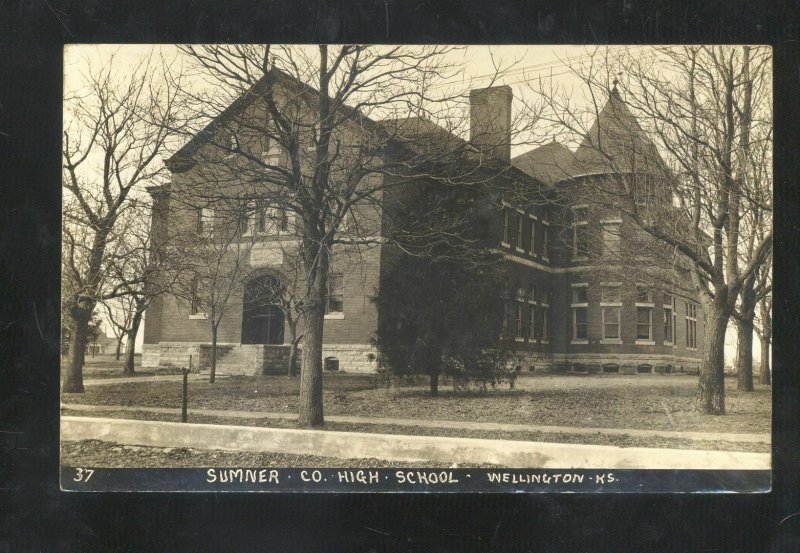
[59,44,772,490]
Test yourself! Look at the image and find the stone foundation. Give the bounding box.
[539,353,701,375]
[143,342,377,374]
[320,344,378,373]
[143,342,698,376]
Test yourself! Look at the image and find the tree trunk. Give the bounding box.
[429,370,440,397]
[62,310,90,393]
[288,334,301,377]
[286,313,300,377]
[697,302,729,415]
[115,336,123,361]
[735,318,755,391]
[759,333,771,385]
[298,246,328,428]
[123,309,143,375]
[209,323,217,384]
[298,300,325,427]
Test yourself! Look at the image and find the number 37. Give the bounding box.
[73,468,94,482]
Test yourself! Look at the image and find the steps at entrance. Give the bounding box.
[199,345,248,374]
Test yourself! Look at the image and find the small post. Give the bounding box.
[189,354,193,372]
[181,367,189,423]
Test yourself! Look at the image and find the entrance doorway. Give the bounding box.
[241,275,285,345]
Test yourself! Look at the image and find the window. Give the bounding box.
[602,307,620,339]
[572,206,589,258]
[196,207,214,236]
[275,207,289,233]
[528,303,536,340]
[574,307,588,340]
[253,205,293,235]
[601,285,621,341]
[326,274,344,314]
[571,284,588,342]
[541,305,549,342]
[636,307,653,340]
[515,302,524,340]
[602,221,621,256]
[686,301,698,349]
[502,302,509,338]
[529,216,537,255]
[190,278,202,315]
[237,207,250,235]
[263,138,283,160]
[542,223,549,259]
[664,293,674,344]
[516,213,524,250]
[635,285,654,342]
[501,208,510,245]
[527,284,535,304]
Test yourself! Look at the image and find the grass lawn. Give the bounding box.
[62,372,771,436]
[60,354,185,379]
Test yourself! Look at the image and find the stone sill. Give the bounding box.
[571,340,589,345]
[324,312,345,320]
[189,314,209,320]
[600,339,623,345]
[635,340,656,346]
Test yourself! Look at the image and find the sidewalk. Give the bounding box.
[61,403,771,445]
[60,415,771,470]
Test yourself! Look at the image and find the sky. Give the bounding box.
[64,44,765,365]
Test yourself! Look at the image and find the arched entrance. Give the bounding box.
[241,274,285,345]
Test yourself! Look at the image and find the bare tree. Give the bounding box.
[61,52,180,393]
[523,45,773,414]
[166,201,257,383]
[101,197,177,374]
[165,45,532,426]
[754,275,772,386]
[101,295,134,361]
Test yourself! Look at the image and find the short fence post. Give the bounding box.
[181,368,189,423]
[189,354,193,372]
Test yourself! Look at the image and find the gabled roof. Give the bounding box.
[166,67,542,187]
[511,140,575,186]
[380,116,467,155]
[166,68,386,170]
[570,88,666,177]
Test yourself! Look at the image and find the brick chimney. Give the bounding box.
[469,85,513,163]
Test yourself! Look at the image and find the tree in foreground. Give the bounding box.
[373,180,508,397]
[525,45,773,414]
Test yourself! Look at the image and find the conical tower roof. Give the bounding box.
[571,88,666,177]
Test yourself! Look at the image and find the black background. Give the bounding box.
[2,1,799,551]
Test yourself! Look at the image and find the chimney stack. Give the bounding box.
[469,85,513,163]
